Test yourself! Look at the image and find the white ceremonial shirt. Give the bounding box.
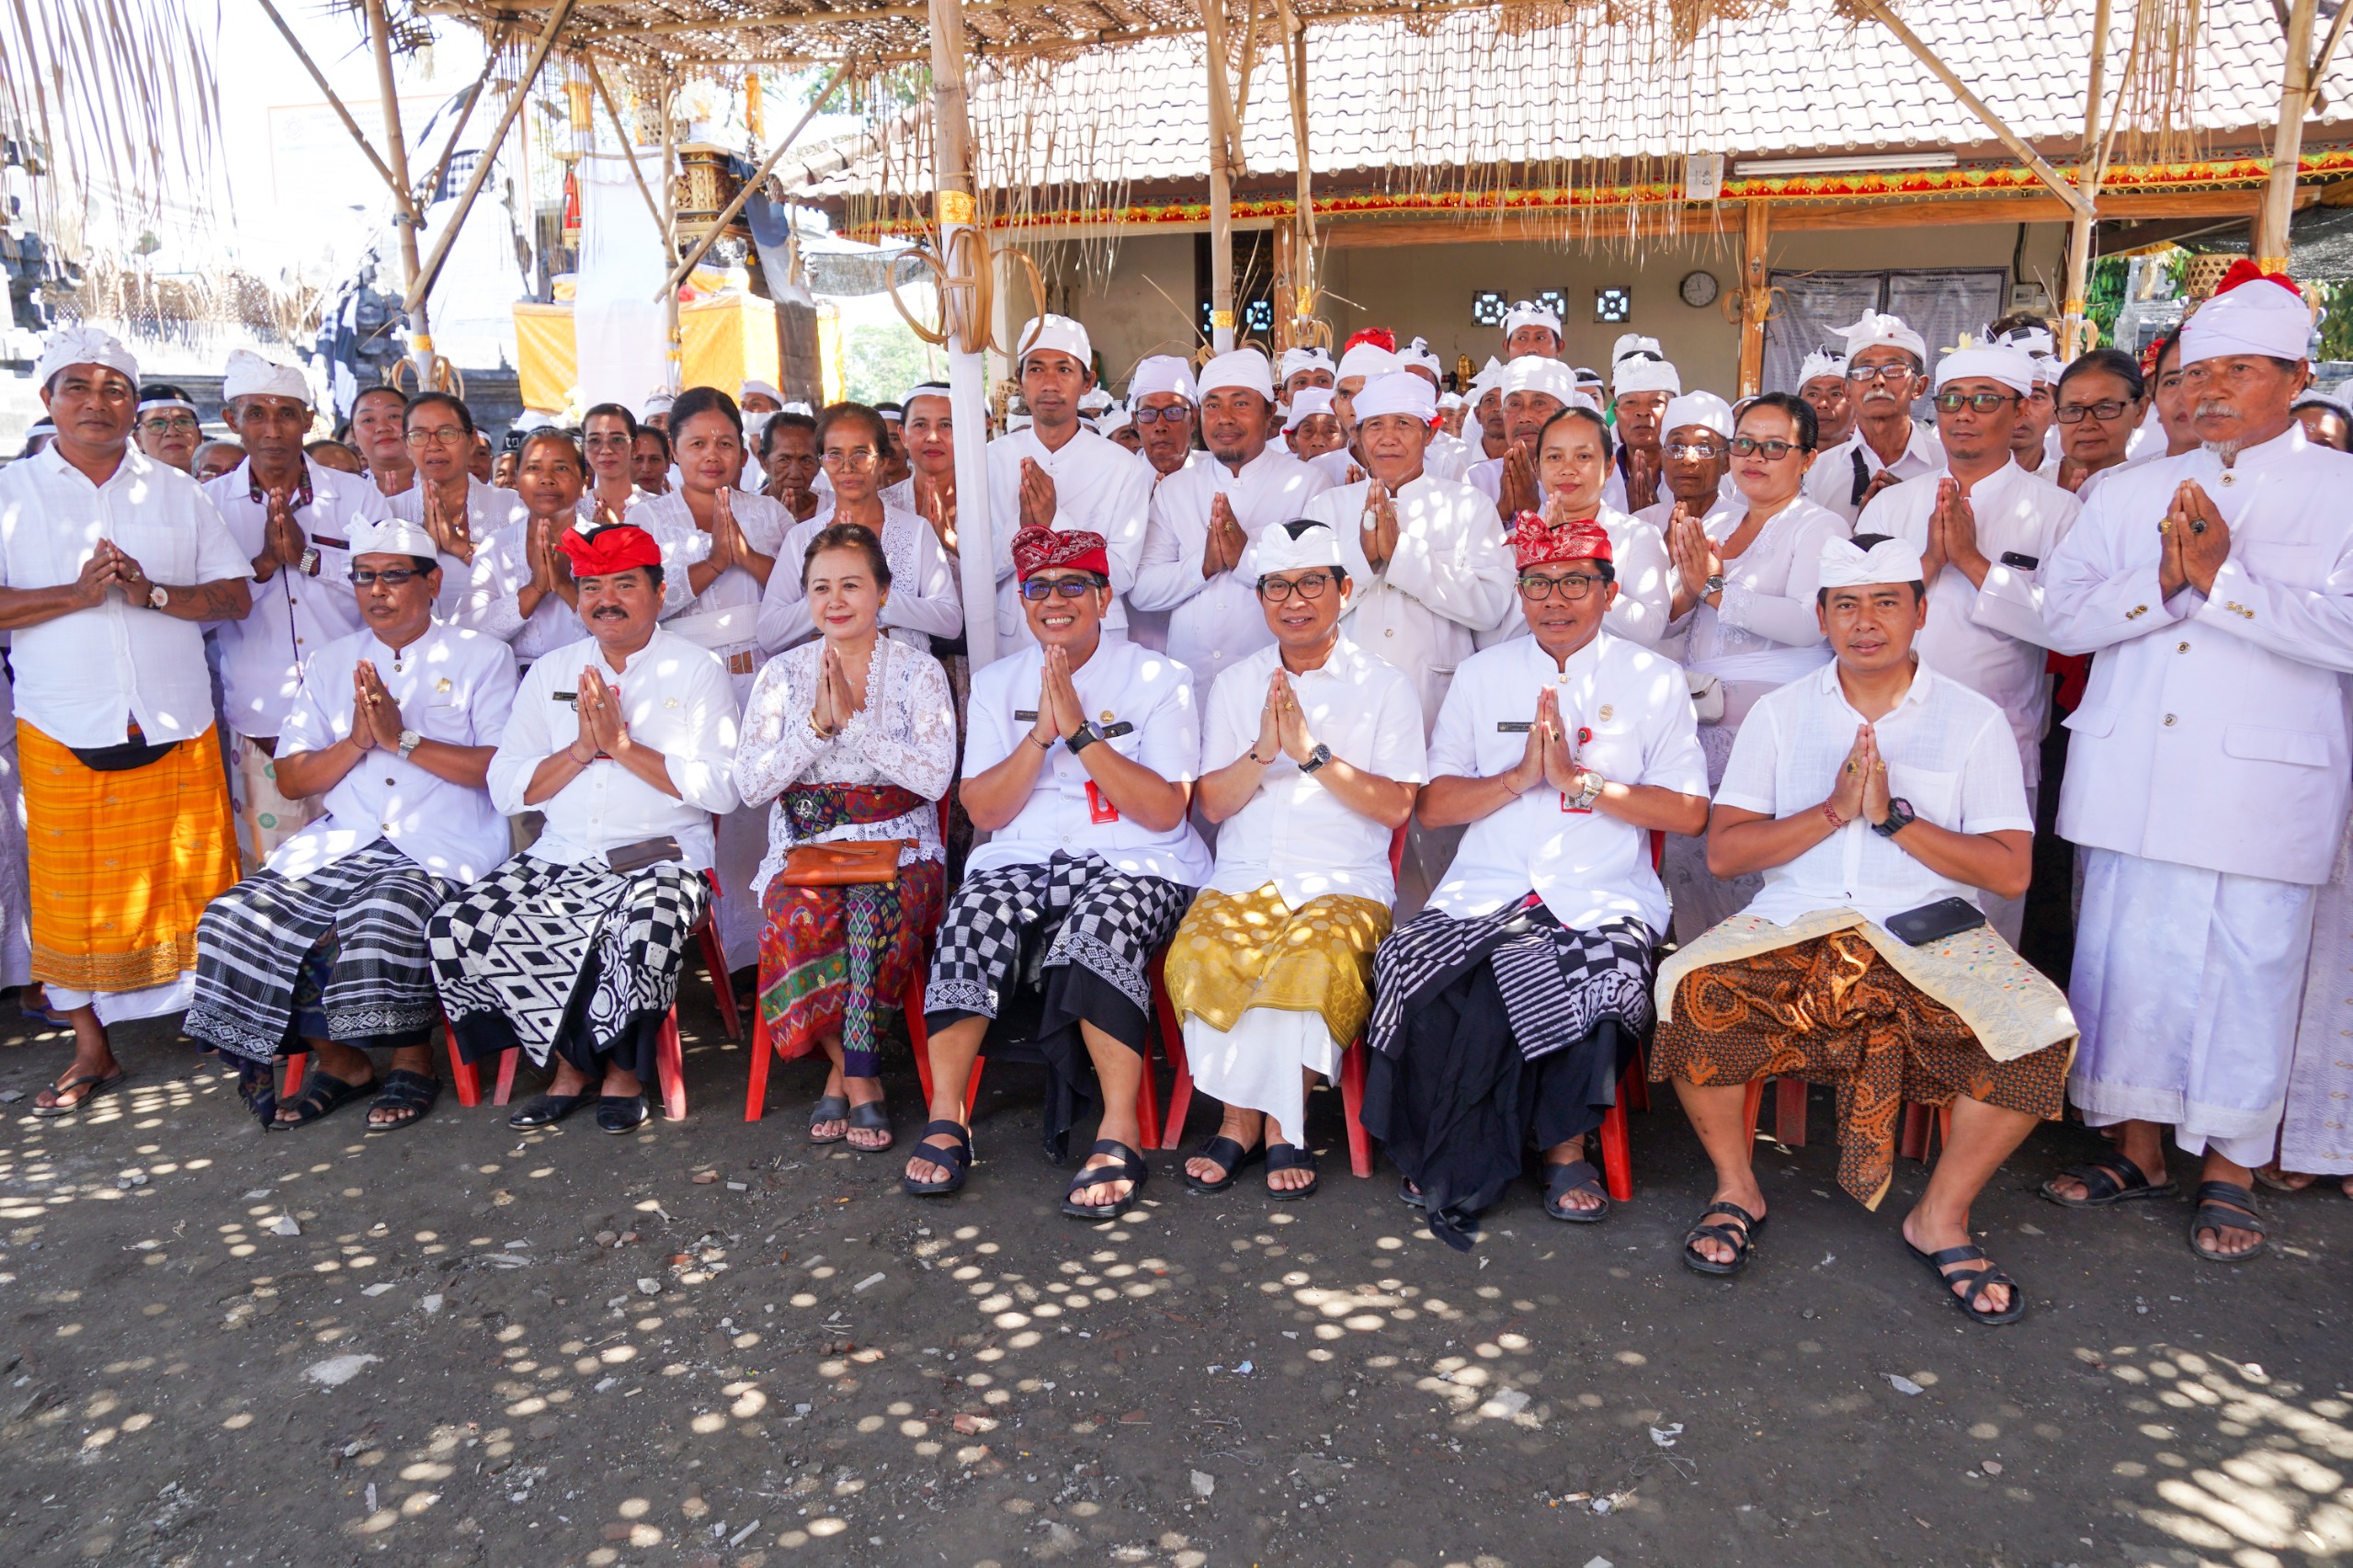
[1802,422,1946,525]
[1478,503,1677,653]
[488,628,743,872]
[1858,459,2082,784]
[390,474,529,618]
[453,516,587,666]
[1427,631,1706,933]
[209,456,394,740]
[1296,470,1517,736]
[1667,496,1849,687]
[1131,444,1332,693]
[983,426,1154,645]
[1200,634,1427,908]
[268,621,518,883]
[0,444,250,748]
[1309,447,1365,487]
[2045,424,2353,884]
[758,504,963,654]
[1717,660,2033,928]
[963,637,1212,887]
[1425,431,1473,483]
[636,490,791,687]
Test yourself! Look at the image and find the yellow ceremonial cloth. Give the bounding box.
[20,722,237,993]
[1163,886,1391,1047]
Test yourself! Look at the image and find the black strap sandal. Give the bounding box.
[2189,1179,2268,1262]
[808,1094,851,1144]
[1397,1176,1427,1210]
[267,1070,375,1131]
[1543,1158,1610,1224]
[846,1098,893,1153]
[1266,1142,1319,1201]
[1904,1239,2028,1325]
[597,1094,651,1134]
[507,1092,586,1130]
[233,1063,278,1130]
[2040,1149,2175,1208]
[1681,1201,1767,1277]
[31,1067,128,1118]
[364,1069,440,1135]
[902,1119,972,1197]
[1182,1134,1265,1194]
[1061,1139,1149,1221]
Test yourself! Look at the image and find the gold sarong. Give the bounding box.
[1163,886,1391,1046]
[21,722,238,993]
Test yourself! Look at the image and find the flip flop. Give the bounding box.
[845,1098,892,1152]
[31,1067,128,1118]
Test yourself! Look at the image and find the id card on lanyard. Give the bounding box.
[1086,780,1120,824]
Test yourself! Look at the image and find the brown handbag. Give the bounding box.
[779,840,905,887]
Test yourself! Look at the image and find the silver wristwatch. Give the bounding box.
[146,583,168,610]
[1569,770,1605,811]
[1703,573,1725,597]
[396,729,423,761]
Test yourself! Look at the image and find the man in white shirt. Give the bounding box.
[1467,356,1578,522]
[1466,358,1508,465]
[1633,391,1737,540]
[1802,312,1944,525]
[1164,520,1426,1198]
[1608,354,1681,515]
[1131,348,1331,699]
[1796,348,1854,450]
[1990,324,2062,478]
[1500,299,1563,362]
[1130,356,1201,490]
[1369,514,1709,1247]
[904,526,1210,1214]
[1399,338,1471,481]
[430,523,742,1136]
[188,515,517,1133]
[1858,344,2082,943]
[985,315,1154,648]
[2040,266,2353,1264]
[209,350,395,873]
[1279,345,1336,403]
[1301,371,1516,735]
[0,327,252,1115]
[1310,335,1404,486]
[1652,537,2071,1324]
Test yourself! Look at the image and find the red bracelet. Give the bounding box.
[1820,801,1849,829]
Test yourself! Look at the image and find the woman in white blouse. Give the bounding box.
[1659,392,1851,940]
[579,403,646,521]
[733,523,958,1151]
[756,403,961,655]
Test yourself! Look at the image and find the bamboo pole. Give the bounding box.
[2256,0,2322,267]
[648,61,853,301]
[256,0,403,198]
[1276,0,1315,344]
[2062,0,2114,358]
[1737,199,1771,398]
[659,72,681,392]
[362,0,438,383]
[931,0,1001,670]
[1199,0,1237,354]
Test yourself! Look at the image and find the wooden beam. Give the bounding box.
[2258,0,2322,264]
[2062,0,2114,356]
[930,0,1002,671]
[1200,0,1237,352]
[650,59,853,301]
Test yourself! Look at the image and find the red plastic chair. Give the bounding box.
[1588,828,1670,1203]
[281,1017,480,1106]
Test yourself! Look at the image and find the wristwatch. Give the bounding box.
[1871,796,1915,837]
[1569,770,1606,811]
[1703,573,1725,598]
[1299,743,1333,774]
[298,545,320,577]
[146,583,169,611]
[1065,722,1103,755]
[396,729,424,761]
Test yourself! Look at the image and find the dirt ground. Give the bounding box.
[2,989,2348,1568]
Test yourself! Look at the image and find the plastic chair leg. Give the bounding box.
[494,1049,519,1106]
[1338,1039,1373,1178]
[444,1022,481,1108]
[1134,1048,1162,1150]
[699,920,742,1042]
[281,1051,307,1097]
[1595,1052,1643,1203]
[655,1007,688,1121]
[1150,957,1189,1150]
[1775,1077,1809,1147]
[745,1004,773,1122]
[1741,1076,1766,1136]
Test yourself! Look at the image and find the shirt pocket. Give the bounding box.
[2236,538,2325,590]
[2222,723,2331,769]
[109,517,193,585]
[1886,763,1961,830]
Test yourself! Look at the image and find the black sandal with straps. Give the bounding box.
[1061,1138,1148,1220]
[901,1119,972,1197]
[2189,1179,2268,1262]
[1182,1134,1264,1194]
[268,1070,376,1131]
[363,1068,440,1134]
[1265,1142,1318,1201]
[1681,1201,1767,1277]
[1907,1239,2029,1325]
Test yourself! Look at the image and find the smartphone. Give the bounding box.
[1885,896,1988,948]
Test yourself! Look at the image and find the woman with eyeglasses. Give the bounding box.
[577,403,646,521]
[2051,348,2150,500]
[756,403,962,657]
[1659,392,1850,941]
[391,392,529,619]
[734,523,956,1152]
[1477,405,1675,652]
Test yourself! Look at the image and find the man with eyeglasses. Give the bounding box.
[1988,322,2063,477]
[1164,518,1426,1199]
[1855,345,2081,945]
[984,315,1154,652]
[208,350,395,874]
[1133,349,1330,702]
[133,383,204,472]
[1634,390,1738,539]
[1802,311,1943,525]
[186,514,516,1134]
[347,385,414,501]
[2040,264,2353,1266]
[1796,348,1854,450]
[1127,355,1202,487]
[904,524,1209,1210]
[1369,511,1709,1246]
[391,392,529,619]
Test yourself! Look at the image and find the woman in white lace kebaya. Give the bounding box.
[733,523,958,1150]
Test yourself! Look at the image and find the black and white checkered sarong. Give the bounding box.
[428,855,709,1069]
[924,853,1190,1022]
[1370,901,1656,1062]
[186,841,454,1063]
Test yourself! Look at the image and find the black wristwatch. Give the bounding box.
[1065,722,1102,756]
[1299,743,1333,774]
[1871,797,1916,837]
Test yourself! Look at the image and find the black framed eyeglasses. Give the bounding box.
[1730,435,1800,459]
[1517,572,1604,600]
[349,567,426,586]
[1932,391,2019,414]
[1256,572,1336,601]
[1018,575,1104,601]
[2055,399,2133,423]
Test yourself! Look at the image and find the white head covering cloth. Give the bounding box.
[1613,358,1683,397]
[1501,300,1563,339]
[1819,535,1927,588]
[1351,371,1437,423]
[1661,391,1734,441]
[1797,348,1850,386]
[1838,311,1927,364]
[1253,518,1347,574]
[1934,346,2037,396]
[348,516,442,560]
[1336,341,1402,382]
[1279,346,1335,383]
[1499,357,1578,405]
[36,326,139,390]
[1017,312,1092,370]
[222,348,313,406]
[2182,276,2313,366]
[1129,354,1199,403]
[1282,387,1336,431]
[1197,347,1275,401]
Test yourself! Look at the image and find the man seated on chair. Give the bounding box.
[1164,519,1426,1200]
[1649,535,2075,1325]
[429,522,742,1135]
[903,524,1211,1216]
[1367,513,1710,1248]
[187,516,517,1132]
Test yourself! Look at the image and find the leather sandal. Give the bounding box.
[1906,1239,2028,1325]
[364,1069,440,1134]
[1265,1142,1318,1201]
[1681,1201,1767,1278]
[845,1098,892,1152]
[268,1070,374,1131]
[2040,1150,2175,1208]
[901,1119,972,1197]
[808,1094,851,1144]
[1543,1158,1610,1223]
[2188,1179,2268,1262]
[1061,1139,1148,1221]
[507,1092,585,1130]
[1182,1134,1264,1194]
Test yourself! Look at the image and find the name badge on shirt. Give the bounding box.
[1086,780,1120,824]
[1497,721,1533,733]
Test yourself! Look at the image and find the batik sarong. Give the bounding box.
[185,840,452,1062]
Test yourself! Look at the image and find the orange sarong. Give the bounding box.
[20,721,237,994]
